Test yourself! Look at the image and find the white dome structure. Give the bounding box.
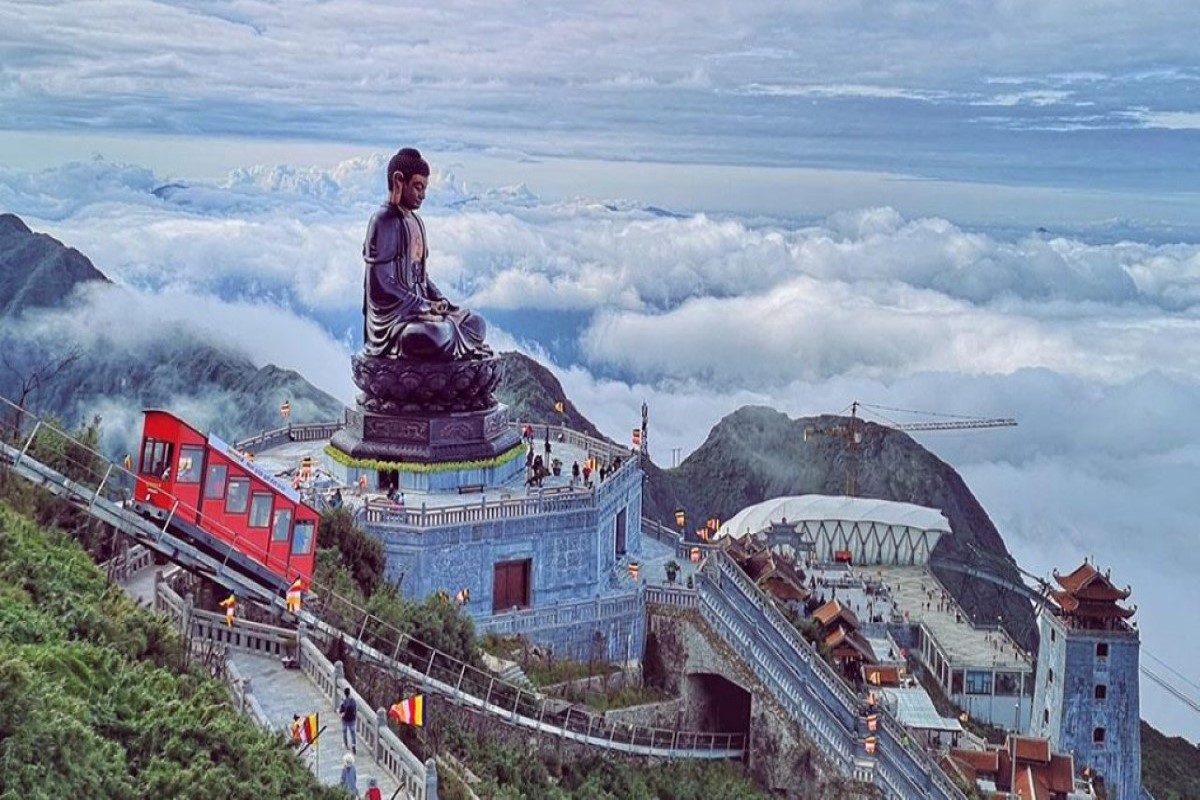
[716,495,951,566]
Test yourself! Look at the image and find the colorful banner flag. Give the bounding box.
[554,401,565,414]
[286,578,304,614]
[219,594,237,626]
[632,429,642,446]
[627,562,640,580]
[123,453,132,471]
[301,712,319,743]
[866,713,878,732]
[864,736,878,754]
[389,695,424,727]
[280,399,292,419]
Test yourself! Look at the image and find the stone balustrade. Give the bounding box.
[100,543,155,583]
[235,421,345,453]
[300,637,435,800]
[153,580,434,797]
[700,550,968,800]
[357,491,595,530]
[225,657,274,731]
[476,591,642,638]
[644,585,699,609]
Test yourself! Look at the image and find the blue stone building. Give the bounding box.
[339,423,647,665]
[1029,561,1141,800]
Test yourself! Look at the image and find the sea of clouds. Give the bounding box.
[3,153,1198,741]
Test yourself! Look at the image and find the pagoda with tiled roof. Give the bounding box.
[811,599,876,664]
[1049,561,1136,632]
[1031,559,1142,800]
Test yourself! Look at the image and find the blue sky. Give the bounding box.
[3,0,1200,743]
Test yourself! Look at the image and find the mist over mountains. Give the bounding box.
[2,147,1199,743]
[0,210,1033,646]
[0,214,344,453]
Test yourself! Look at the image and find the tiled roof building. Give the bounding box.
[1030,561,1141,800]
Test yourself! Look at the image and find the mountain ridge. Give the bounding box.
[0,214,345,447]
[3,213,1197,786]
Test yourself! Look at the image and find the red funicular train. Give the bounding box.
[133,409,318,592]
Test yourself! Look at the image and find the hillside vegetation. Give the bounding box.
[0,504,341,799]
[1141,721,1200,800]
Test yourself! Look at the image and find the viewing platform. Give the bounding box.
[245,419,637,530]
[877,565,1035,730]
[242,419,648,664]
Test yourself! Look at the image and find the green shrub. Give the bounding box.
[0,504,342,800]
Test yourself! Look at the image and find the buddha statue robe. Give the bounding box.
[361,203,489,360]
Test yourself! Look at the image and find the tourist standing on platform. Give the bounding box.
[571,461,580,487]
[340,752,358,796]
[364,777,382,800]
[340,687,358,753]
[544,430,552,462]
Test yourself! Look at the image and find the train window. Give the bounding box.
[177,446,204,483]
[272,508,292,542]
[249,493,273,528]
[226,477,250,514]
[205,464,227,499]
[291,521,314,555]
[140,439,174,479]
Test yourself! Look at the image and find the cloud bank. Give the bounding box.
[3,1,1200,191]
[2,154,1199,741]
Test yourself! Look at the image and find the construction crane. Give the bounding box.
[803,401,1017,496]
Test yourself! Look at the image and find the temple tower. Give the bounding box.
[1029,561,1140,800]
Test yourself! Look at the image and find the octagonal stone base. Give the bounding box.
[329,402,524,491]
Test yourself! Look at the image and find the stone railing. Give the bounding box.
[701,550,967,800]
[644,585,699,609]
[640,517,724,560]
[298,636,436,800]
[476,591,642,638]
[235,420,346,454]
[154,577,297,658]
[100,543,155,583]
[357,490,595,530]
[225,656,274,731]
[514,420,632,466]
[153,580,434,797]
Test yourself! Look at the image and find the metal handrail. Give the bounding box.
[0,393,744,761]
[704,549,967,799]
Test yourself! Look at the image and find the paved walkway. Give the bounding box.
[230,650,401,797]
[122,566,159,606]
[117,566,401,797]
[254,436,607,511]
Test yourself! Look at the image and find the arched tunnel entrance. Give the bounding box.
[684,672,752,738]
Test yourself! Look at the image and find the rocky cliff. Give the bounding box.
[504,386,1037,651]
[0,214,345,447]
[0,213,1033,647]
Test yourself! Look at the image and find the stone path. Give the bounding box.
[230,650,402,797]
[122,565,159,606]
[117,565,402,797]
